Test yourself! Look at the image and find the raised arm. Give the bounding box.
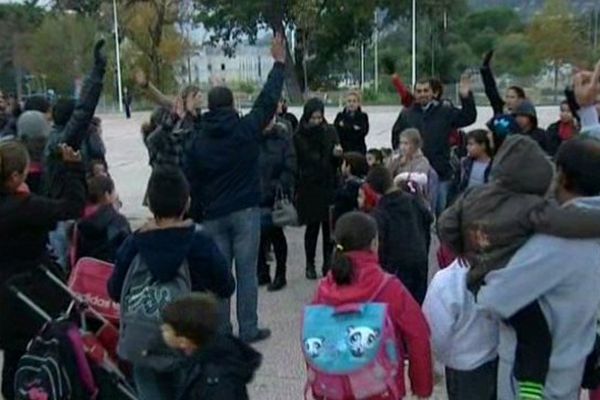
[240,33,286,137]
[480,50,505,115]
[63,40,107,150]
[134,70,174,110]
[450,73,477,129]
[573,60,600,139]
[391,74,415,108]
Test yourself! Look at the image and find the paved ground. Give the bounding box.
[2,105,589,399]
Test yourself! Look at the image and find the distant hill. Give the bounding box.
[469,0,599,17]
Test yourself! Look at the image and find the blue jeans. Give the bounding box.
[435,180,451,217]
[133,366,179,400]
[204,207,261,341]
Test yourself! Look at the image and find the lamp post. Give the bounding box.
[411,0,417,87]
[113,0,123,113]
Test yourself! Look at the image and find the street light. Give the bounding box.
[411,0,417,87]
[113,0,124,113]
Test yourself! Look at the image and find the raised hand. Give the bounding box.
[94,39,107,68]
[134,69,149,88]
[573,59,600,107]
[381,55,396,75]
[482,50,494,68]
[459,72,472,97]
[59,144,82,163]
[271,32,286,64]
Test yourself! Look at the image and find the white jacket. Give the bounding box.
[422,260,499,371]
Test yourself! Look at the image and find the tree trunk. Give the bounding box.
[269,19,303,103]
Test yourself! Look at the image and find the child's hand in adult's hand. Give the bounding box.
[59,144,82,163]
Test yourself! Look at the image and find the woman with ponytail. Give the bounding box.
[0,140,86,399]
[312,212,433,399]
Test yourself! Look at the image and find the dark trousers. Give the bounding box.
[2,348,24,399]
[508,300,552,386]
[394,266,428,305]
[305,218,332,272]
[257,226,288,279]
[446,358,498,400]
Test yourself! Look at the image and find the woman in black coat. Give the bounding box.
[257,118,296,291]
[0,141,86,399]
[333,91,369,154]
[294,98,342,279]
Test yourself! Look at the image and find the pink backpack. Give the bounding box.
[302,275,401,399]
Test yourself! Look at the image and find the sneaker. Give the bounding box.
[243,328,272,344]
[268,276,287,292]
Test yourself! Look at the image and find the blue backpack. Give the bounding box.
[302,275,401,400]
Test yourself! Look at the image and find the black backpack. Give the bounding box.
[14,321,91,400]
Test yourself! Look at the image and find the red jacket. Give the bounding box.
[392,75,414,108]
[313,251,433,399]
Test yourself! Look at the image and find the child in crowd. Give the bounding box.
[16,110,50,194]
[312,212,433,399]
[366,148,384,168]
[546,100,579,156]
[72,175,130,264]
[457,129,493,193]
[367,166,432,304]
[439,135,600,400]
[161,293,262,400]
[422,259,499,400]
[0,141,85,399]
[389,129,433,204]
[381,147,393,168]
[108,166,236,400]
[357,182,381,213]
[332,152,369,227]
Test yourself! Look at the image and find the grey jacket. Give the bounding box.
[478,196,600,374]
[439,135,600,291]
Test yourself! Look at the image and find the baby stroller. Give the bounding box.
[8,265,137,400]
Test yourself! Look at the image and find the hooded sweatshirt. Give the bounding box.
[176,334,261,400]
[478,197,600,386]
[107,222,235,301]
[75,204,131,264]
[313,251,433,399]
[185,63,284,221]
[438,135,600,291]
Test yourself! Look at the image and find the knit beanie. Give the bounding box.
[17,111,50,140]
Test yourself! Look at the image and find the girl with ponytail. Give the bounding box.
[312,211,434,399]
[0,140,86,399]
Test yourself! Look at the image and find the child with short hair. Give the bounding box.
[332,152,369,227]
[161,293,262,400]
[108,166,236,400]
[72,175,130,264]
[457,129,493,192]
[366,148,384,168]
[439,135,600,400]
[312,212,433,399]
[367,166,432,304]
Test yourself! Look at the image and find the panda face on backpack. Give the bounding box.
[304,337,325,359]
[347,326,380,358]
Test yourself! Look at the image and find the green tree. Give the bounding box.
[0,1,45,96]
[527,0,587,100]
[25,13,98,94]
[494,33,540,77]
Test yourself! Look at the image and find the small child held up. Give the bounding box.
[439,135,600,400]
[457,129,494,193]
[422,259,499,400]
[72,175,131,264]
[331,152,369,227]
[311,212,433,399]
[161,293,261,400]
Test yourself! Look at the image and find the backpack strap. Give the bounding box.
[369,273,393,303]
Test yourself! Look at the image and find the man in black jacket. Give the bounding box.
[392,74,476,215]
[184,34,286,344]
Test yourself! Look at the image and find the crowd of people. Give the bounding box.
[1,32,600,400]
